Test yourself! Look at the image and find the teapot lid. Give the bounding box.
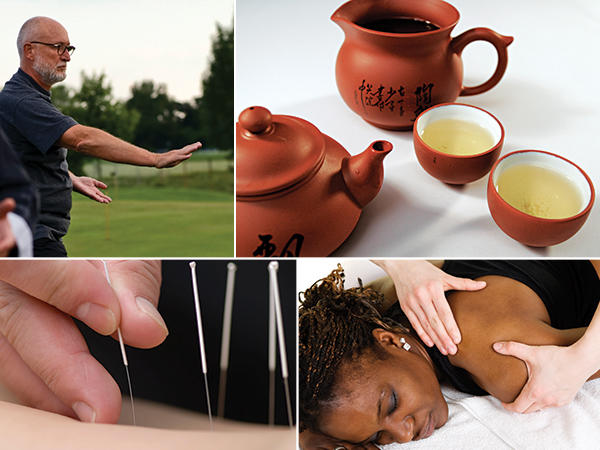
[236,106,326,196]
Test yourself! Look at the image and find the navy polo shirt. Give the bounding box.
[0,68,77,241]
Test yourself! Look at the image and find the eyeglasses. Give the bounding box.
[29,41,76,56]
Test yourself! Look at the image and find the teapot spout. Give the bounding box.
[341,140,393,208]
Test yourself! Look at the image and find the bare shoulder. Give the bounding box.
[447,275,576,402]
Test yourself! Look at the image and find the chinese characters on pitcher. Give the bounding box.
[355,80,434,120]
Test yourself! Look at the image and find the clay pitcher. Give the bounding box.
[332,0,513,130]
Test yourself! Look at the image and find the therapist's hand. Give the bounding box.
[0,260,167,423]
[373,260,486,355]
[493,340,594,413]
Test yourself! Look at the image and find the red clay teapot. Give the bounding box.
[332,0,514,130]
[236,106,392,257]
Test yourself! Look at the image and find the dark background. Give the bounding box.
[79,259,296,425]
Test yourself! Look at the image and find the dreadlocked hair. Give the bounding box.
[299,264,410,433]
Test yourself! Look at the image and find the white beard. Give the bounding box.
[32,57,66,85]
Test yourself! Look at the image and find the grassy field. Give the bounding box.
[63,176,233,257]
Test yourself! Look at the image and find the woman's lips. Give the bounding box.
[416,412,435,440]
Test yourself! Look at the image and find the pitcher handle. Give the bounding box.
[451,28,514,96]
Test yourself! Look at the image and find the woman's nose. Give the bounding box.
[379,415,415,444]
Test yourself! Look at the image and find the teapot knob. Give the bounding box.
[239,106,273,134]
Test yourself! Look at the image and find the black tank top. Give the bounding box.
[424,260,600,396]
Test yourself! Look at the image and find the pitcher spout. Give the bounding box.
[341,140,393,208]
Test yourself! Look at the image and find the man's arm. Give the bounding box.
[58,125,201,168]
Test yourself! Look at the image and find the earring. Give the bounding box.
[400,337,411,351]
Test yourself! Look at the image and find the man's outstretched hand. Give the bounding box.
[155,142,202,168]
[72,176,112,204]
[0,260,167,423]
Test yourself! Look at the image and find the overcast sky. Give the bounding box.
[0,0,233,101]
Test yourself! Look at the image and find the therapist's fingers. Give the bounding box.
[501,385,535,413]
[443,275,487,293]
[433,292,461,347]
[494,340,540,413]
[0,281,122,423]
[101,260,167,348]
[493,341,533,361]
[414,304,448,355]
[522,402,544,414]
[419,293,457,355]
[502,392,539,413]
[404,308,434,348]
[0,260,121,336]
[0,334,74,418]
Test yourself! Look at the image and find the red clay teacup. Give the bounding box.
[413,103,504,184]
[487,150,595,247]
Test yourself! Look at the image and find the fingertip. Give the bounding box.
[451,330,461,344]
[493,341,505,352]
[136,296,169,337]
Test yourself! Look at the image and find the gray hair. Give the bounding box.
[17,17,47,59]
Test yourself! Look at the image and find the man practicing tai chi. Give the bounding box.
[0,16,202,257]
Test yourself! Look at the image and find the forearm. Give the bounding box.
[0,401,295,450]
[571,304,600,380]
[62,125,157,167]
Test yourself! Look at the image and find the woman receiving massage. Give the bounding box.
[299,260,600,449]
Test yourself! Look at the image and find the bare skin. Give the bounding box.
[492,260,600,412]
[447,275,599,403]
[0,198,16,256]
[69,171,112,204]
[0,400,295,450]
[301,268,600,449]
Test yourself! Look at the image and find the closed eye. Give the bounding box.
[388,389,398,415]
[370,389,399,445]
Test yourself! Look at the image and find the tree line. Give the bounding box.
[51,22,233,174]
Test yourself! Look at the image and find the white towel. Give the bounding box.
[382,379,600,450]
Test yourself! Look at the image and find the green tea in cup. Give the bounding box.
[496,164,582,219]
[421,118,495,155]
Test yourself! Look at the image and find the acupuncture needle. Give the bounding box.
[101,260,136,426]
[268,261,294,427]
[217,262,237,418]
[268,268,276,426]
[189,261,214,430]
